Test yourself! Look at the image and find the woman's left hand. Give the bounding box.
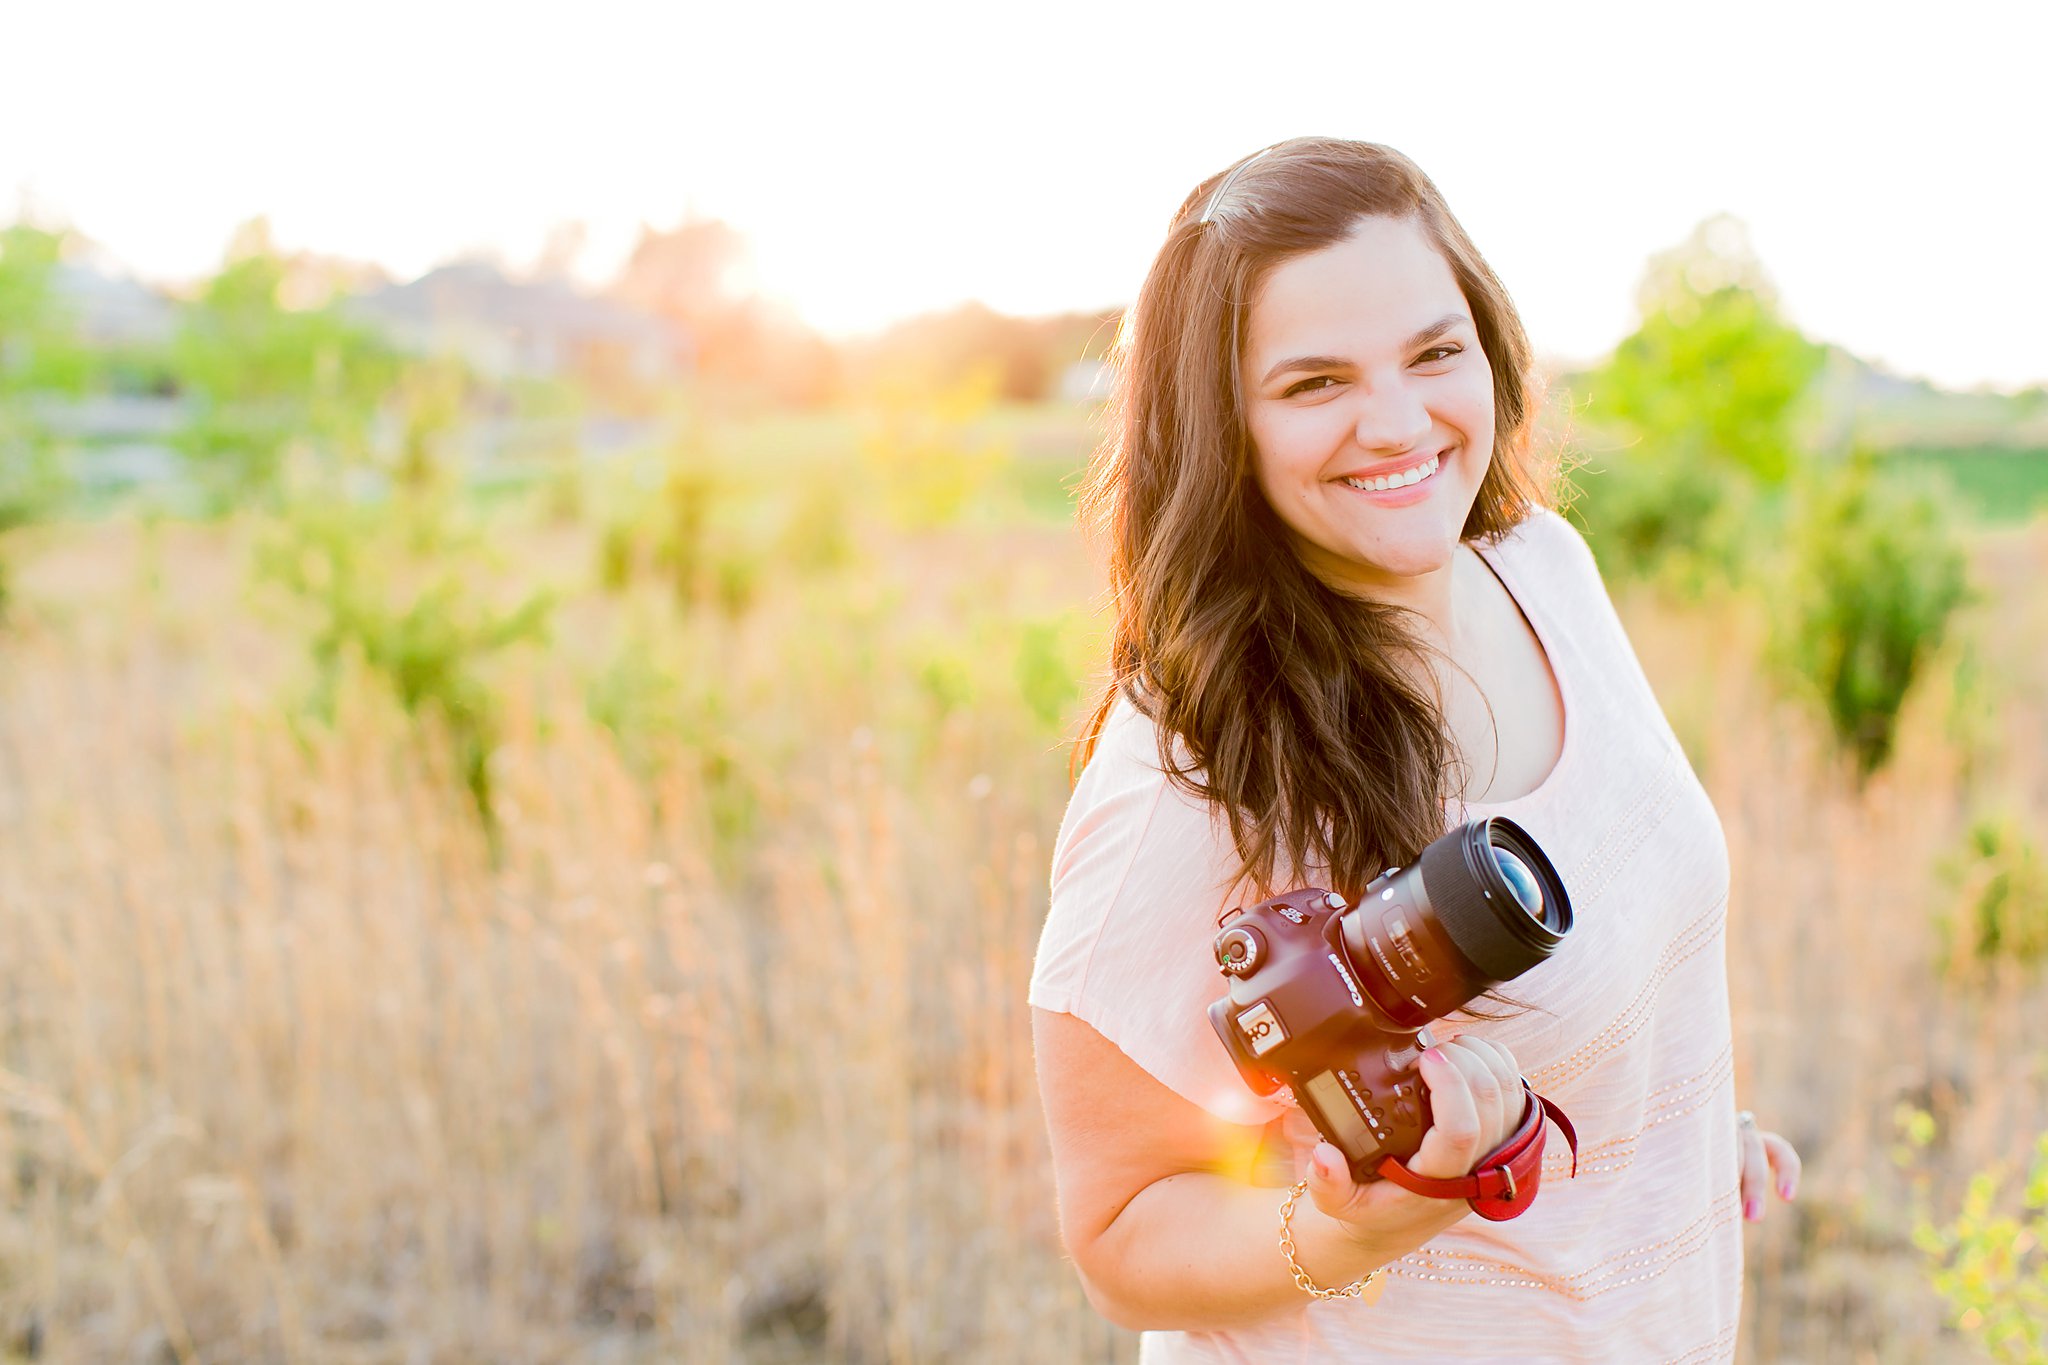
[1737,1110,1801,1223]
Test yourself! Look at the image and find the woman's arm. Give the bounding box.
[1034,1007,1527,1332]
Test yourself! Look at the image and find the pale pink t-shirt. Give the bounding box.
[1031,509,1743,1364]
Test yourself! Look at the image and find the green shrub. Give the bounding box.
[1014,617,1088,734]
[1902,1117,2048,1363]
[591,433,783,618]
[1773,455,1971,778]
[0,443,66,622]
[256,492,551,828]
[584,625,764,860]
[778,478,859,576]
[1939,814,2048,972]
[1570,216,1822,588]
[858,368,1010,530]
[1566,449,1755,591]
[170,222,398,510]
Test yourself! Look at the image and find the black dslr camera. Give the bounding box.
[1208,817,1573,1193]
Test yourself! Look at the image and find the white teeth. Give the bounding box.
[1342,454,1439,494]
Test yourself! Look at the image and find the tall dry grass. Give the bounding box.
[1,513,2044,1363]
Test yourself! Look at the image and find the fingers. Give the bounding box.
[1453,1035,1528,1135]
[1762,1131,1802,1203]
[1409,1047,1482,1179]
[1409,1040,1522,1181]
[1304,1141,1372,1223]
[1738,1121,1769,1222]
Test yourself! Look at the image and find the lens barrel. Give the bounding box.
[1416,817,1572,984]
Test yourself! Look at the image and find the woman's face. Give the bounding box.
[1239,215,1495,602]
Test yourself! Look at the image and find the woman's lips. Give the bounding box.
[1335,450,1445,506]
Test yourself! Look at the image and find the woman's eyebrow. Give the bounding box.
[1257,314,1474,386]
[1259,353,1352,385]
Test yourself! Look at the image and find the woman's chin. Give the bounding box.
[1300,542,1458,598]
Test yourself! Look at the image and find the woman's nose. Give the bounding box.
[1353,381,1433,454]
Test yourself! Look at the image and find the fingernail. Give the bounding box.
[1313,1147,1336,1180]
[1778,1180,1795,1201]
[1745,1198,1761,1222]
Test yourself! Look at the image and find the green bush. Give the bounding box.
[591,432,786,619]
[858,368,1011,530]
[1939,814,2048,972]
[1773,455,1971,779]
[256,491,551,828]
[0,445,66,622]
[170,220,398,510]
[1566,448,1755,591]
[778,478,859,576]
[584,624,766,862]
[1902,1118,2048,1363]
[1014,616,1089,734]
[1571,216,1823,588]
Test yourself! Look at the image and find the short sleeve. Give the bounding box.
[1029,698,1288,1128]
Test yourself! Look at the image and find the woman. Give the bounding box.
[1030,139,1802,1362]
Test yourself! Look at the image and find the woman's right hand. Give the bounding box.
[1302,1034,1529,1250]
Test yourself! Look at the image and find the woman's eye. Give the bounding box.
[1284,376,1338,397]
[1415,345,1462,366]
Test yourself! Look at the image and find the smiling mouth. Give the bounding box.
[1339,452,1441,493]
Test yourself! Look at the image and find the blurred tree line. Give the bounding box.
[612,216,1119,407]
[1566,215,1973,784]
[0,207,2019,792]
[0,213,1121,484]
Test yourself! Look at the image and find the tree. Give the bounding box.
[611,217,835,406]
[613,217,751,330]
[170,218,399,507]
[0,224,90,616]
[1773,453,1970,780]
[1572,216,1825,584]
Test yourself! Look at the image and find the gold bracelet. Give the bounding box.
[1278,1179,1386,1301]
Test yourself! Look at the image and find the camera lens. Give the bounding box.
[1491,848,1543,920]
[1414,817,1572,985]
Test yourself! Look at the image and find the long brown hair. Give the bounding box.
[1077,137,1550,898]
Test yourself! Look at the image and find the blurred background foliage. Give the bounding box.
[2,208,2046,1362]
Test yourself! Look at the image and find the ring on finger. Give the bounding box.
[1736,1109,1757,1132]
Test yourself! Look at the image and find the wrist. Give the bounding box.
[1284,1186,1408,1288]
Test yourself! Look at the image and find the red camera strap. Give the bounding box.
[1374,1082,1579,1221]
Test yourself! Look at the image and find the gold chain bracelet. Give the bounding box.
[1278,1178,1386,1301]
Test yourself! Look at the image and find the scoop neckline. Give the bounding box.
[1457,530,1576,817]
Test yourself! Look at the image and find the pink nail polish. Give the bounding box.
[1778,1180,1793,1201]
[1745,1198,1761,1222]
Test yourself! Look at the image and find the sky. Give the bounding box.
[5,0,2046,389]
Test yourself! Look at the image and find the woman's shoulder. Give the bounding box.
[1488,503,1602,577]
[1035,692,1281,1125]
[1053,692,1219,888]
[1481,503,1617,625]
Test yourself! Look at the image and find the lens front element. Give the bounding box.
[1411,816,1573,986]
[1491,848,1544,921]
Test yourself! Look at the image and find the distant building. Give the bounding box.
[349,260,688,385]
[51,263,177,348]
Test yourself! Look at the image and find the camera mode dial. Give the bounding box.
[1215,925,1263,977]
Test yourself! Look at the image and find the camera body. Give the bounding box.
[1208,818,1571,1183]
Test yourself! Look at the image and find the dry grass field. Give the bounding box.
[1,487,2044,1363]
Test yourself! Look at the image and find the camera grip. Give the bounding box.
[1372,1081,1578,1221]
